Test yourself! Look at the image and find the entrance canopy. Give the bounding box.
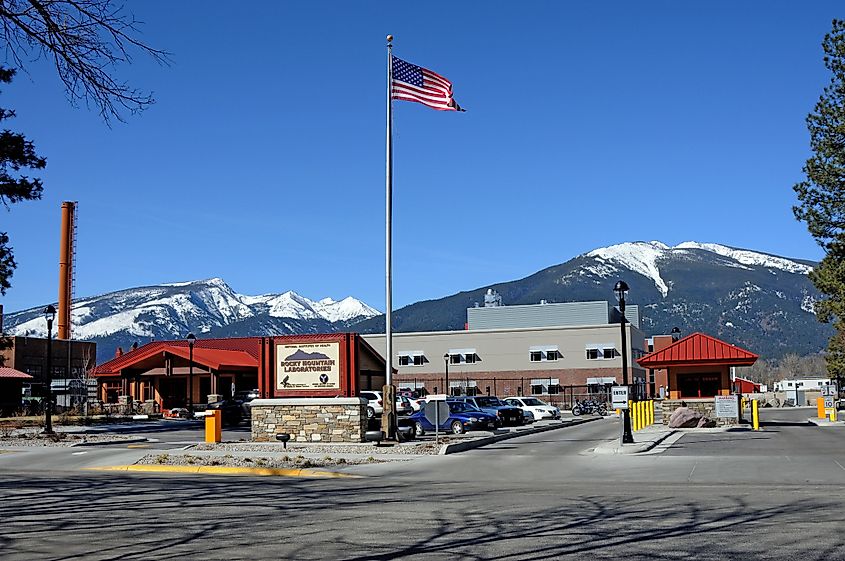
[637,332,758,369]
[0,367,33,379]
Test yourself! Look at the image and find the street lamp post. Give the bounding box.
[186,333,196,416]
[614,281,634,444]
[43,305,56,434]
[443,353,450,397]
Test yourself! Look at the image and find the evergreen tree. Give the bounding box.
[0,67,45,295]
[794,19,845,384]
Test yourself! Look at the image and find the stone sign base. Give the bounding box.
[661,398,739,427]
[250,398,367,443]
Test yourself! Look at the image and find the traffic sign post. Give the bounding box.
[424,398,450,445]
[611,386,631,445]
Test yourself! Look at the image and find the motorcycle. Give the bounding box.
[572,398,608,416]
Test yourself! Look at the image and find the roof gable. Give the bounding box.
[637,332,758,368]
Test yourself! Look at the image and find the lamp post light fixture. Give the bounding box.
[443,353,450,397]
[43,305,56,434]
[613,280,635,445]
[186,332,196,416]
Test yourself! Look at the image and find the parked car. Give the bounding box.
[234,389,259,420]
[206,398,245,426]
[395,395,414,416]
[360,391,384,419]
[503,397,561,421]
[409,400,497,435]
[454,395,525,426]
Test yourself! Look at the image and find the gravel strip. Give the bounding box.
[0,432,140,447]
[191,440,453,455]
[136,452,383,469]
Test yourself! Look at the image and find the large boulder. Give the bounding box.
[696,416,717,428]
[668,406,703,428]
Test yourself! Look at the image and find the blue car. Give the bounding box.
[410,400,497,435]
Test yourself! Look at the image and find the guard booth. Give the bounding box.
[637,332,758,425]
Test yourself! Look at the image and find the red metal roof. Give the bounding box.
[162,347,257,370]
[0,367,33,379]
[92,333,356,376]
[637,332,758,368]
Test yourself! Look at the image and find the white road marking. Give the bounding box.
[687,462,697,482]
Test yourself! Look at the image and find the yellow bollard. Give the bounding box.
[639,401,644,431]
[633,401,640,430]
[637,401,643,431]
[205,410,222,443]
[752,399,759,431]
[631,402,637,431]
[817,397,826,419]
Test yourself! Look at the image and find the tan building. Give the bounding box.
[0,336,97,409]
[363,319,647,405]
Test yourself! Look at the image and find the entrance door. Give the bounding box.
[677,373,721,398]
[158,378,187,409]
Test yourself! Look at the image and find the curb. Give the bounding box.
[807,418,845,427]
[592,429,678,455]
[439,417,599,455]
[83,464,360,478]
[70,437,149,447]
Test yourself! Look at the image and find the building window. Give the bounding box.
[398,352,426,367]
[447,349,480,364]
[530,347,560,362]
[586,344,616,360]
[530,378,560,395]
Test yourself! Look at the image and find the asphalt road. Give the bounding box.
[1,412,844,560]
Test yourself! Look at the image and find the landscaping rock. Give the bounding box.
[668,407,703,428]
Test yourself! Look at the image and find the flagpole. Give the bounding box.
[384,34,395,438]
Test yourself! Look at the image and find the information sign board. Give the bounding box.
[714,395,739,418]
[611,386,629,410]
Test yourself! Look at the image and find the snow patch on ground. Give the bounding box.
[675,242,812,274]
[587,241,671,297]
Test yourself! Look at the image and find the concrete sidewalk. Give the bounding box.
[591,425,678,455]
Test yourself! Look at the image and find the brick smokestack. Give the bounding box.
[58,201,76,340]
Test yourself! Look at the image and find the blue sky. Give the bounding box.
[0,1,840,313]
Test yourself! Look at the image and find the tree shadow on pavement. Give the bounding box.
[0,472,841,561]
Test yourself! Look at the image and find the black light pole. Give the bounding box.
[614,281,634,444]
[186,333,196,416]
[443,353,450,396]
[43,305,56,435]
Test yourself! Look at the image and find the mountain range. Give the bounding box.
[2,241,832,361]
[353,241,830,359]
[3,278,379,361]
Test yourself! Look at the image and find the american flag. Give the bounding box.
[391,55,464,112]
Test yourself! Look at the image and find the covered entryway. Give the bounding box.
[637,332,758,424]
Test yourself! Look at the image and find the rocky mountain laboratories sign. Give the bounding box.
[276,342,340,390]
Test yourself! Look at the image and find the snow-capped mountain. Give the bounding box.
[354,241,830,359]
[3,278,379,360]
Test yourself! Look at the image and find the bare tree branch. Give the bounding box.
[0,0,170,122]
